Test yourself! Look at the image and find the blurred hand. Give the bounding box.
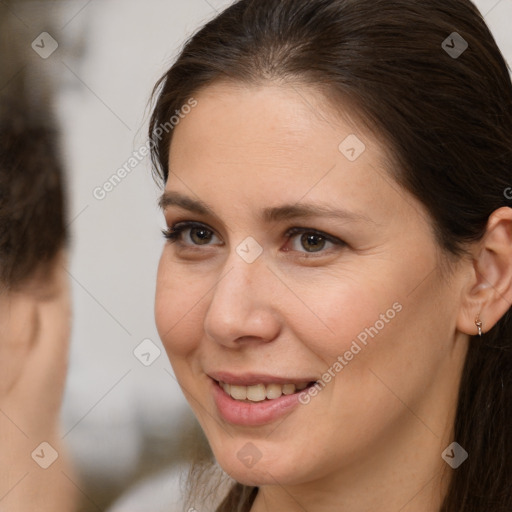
[0,253,76,511]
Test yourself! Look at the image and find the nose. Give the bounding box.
[203,255,281,348]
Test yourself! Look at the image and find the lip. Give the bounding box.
[208,371,317,386]
[209,376,315,426]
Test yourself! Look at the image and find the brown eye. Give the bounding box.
[284,227,345,255]
[189,226,214,245]
[164,222,221,247]
[300,233,327,252]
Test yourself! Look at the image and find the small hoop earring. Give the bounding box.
[475,316,483,337]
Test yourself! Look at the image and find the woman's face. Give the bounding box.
[155,82,468,487]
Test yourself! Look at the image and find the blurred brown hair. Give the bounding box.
[0,3,67,289]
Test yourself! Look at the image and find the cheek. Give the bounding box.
[288,254,451,399]
[285,269,404,366]
[155,252,207,358]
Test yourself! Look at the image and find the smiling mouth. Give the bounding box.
[216,380,316,402]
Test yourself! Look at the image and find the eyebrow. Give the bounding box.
[159,191,374,224]
[159,191,212,216]
[262,203,373,224]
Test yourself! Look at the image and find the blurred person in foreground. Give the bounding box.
[0,5,76,511]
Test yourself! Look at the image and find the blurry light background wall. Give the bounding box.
[7,0,512,510]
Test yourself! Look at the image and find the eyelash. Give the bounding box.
[162,221,346,254]
[163,222,217,244]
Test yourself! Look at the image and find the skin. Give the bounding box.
[0,252,76,511]
[155,82,512,511]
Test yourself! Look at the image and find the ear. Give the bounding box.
[0,250,70,397]
[457,207,512,336]
[0,283,37,395]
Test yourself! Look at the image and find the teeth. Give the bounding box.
[266,383,282,399]
[247,384,266,402]
[230,384,247,401]
[220,381,309,402]
[282,383,296,395]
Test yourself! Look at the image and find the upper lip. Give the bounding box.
[208,371,317,386]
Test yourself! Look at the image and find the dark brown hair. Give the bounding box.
[0,4,68,288]
[149,0,512,510]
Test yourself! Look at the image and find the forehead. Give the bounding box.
[165,81,422,230]
[170,81,372,158]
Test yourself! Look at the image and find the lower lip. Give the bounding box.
[211,379,305,426]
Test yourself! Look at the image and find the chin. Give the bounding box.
[219,461,286,487]
[212,442,301,487]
